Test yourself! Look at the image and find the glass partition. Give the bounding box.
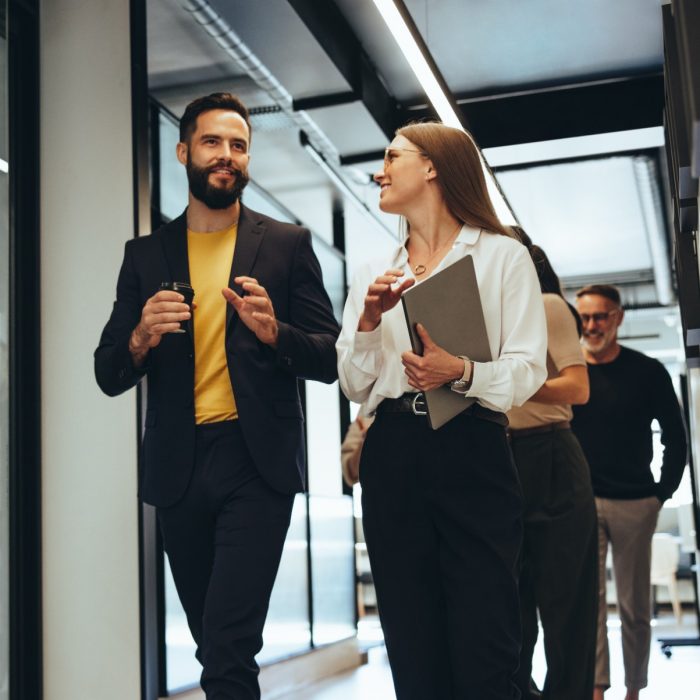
[259,495,311,664]
[309,496,355,646]
[163,553,198,692]
[158,110,188,221]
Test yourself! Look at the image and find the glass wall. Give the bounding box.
[0,1,8,696]
[152,105,354,692]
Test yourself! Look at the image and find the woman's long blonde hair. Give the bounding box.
[397,122,511,237]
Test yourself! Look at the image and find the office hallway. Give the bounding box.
[282,613,700,700]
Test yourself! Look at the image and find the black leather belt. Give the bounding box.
[376,392,428,415]
[376,393,508,427]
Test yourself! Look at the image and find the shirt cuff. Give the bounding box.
[350,325,383,376]
[353,325,382,351]
[465,361,491,399]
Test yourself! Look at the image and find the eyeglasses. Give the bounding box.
[383,147,427,167]
[580,310,619,324]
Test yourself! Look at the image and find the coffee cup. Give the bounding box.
[160,281,194,333]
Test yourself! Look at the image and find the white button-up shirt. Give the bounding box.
[337,225,548,415]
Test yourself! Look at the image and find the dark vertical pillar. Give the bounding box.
[8,0,42,699]
[130,1,159,699]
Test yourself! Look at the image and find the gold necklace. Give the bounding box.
[412,224,462,275]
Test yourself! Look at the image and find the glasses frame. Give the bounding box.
[383,146,428,168]
[580,309,620,324]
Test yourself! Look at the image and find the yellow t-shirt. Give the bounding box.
[187,224,238,424]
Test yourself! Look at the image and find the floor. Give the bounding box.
[280,611,700,700]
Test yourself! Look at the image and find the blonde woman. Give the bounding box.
[337,123,547,700]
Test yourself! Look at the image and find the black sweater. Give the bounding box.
[572,346,687,501]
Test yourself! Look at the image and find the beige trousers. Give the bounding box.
[595,496,661,690]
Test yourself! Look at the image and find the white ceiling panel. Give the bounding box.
[305,102,390,155]
[336,0,665,102]
[496,156,657,278]
[208,0,352,100]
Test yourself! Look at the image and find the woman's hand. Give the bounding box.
[358,269,415,332]
[401,324,466,391]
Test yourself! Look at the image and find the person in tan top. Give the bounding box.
[508,229,597,700]
[340,414,374,487]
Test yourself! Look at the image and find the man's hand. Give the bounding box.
[358,268,415,332]
[222,276,279,346]
[129,290,191,365]
[401,324,466,392]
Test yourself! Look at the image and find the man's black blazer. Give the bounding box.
[95,205,340,508]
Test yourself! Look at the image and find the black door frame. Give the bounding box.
[8,0,42,699]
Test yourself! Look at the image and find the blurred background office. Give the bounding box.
[3,0,700,699]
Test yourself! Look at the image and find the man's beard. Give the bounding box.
[582,331,608,353]
[186,157,249,210]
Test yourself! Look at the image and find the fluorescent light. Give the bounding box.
[0,159,7,174]
[371,0,462,129]
[372,0,517,226]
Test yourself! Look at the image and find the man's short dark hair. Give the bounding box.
[575,284,621,306]
[179,92,252,144]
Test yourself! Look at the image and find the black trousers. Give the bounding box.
[509,428,597,700]
[360,410,523,700]
[157,421,294,700]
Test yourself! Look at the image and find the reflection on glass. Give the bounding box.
[306,380,342,497]
[0,6,8,697]
[164,553,199,692]
[164,495,310,691]
[243,182,295,224]
[309,496,355,645]
[311,241,345,323]
[158,111,188,221]
[259,494,310,664]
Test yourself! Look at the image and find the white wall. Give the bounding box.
[40,1,141,698]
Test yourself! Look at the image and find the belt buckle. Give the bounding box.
[411,393,427,416]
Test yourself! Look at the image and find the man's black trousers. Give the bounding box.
[157,420,294,700]
[360,410,523,700]
[510,428,597,700]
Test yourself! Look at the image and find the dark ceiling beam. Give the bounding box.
[340,149,384,166]
[293,91,357,111]
[403,74,665,149]
[341,76,665,163]
[286,0,400,137]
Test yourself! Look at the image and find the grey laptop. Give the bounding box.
[401,255,492,430]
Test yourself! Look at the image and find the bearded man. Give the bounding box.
[95,93,339,699]
[571,284,686,700]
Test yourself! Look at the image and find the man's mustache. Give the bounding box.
[207,163,245,177]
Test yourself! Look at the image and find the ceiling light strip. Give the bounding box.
[372,0,517,226]
[372,0,462,129]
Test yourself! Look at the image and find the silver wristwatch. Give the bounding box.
[449,355,473,395]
